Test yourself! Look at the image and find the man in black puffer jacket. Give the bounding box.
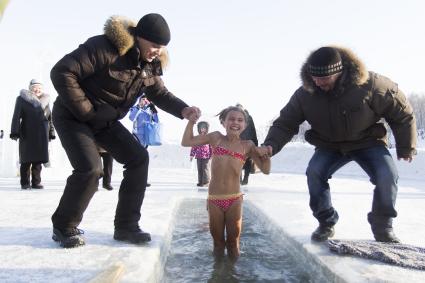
[50,13,200,248]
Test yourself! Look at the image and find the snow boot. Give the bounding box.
[311,225,335,242]
[31,184,44,189]
[102,183,113,191]
[52,227,85,248]
[114,228,151,244]
[373,228,401,243]
[367,213,400,243]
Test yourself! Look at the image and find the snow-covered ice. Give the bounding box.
[0,141,424,282]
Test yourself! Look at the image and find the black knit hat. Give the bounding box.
[308,47,343,77]
[134,13,170,46]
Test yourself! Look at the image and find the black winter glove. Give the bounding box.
[87,104,119,130]
[10,133,19,141]
[92,104,119,122]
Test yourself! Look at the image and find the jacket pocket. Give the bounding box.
[143,77,156,87]
[102,70,133,98]
[108,70,131,82]
[342,106,361,137]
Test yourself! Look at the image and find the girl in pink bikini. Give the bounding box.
[181,106,270,258]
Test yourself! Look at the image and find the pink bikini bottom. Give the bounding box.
[208,193,243,211]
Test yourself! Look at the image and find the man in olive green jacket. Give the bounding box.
[260,46,416,243]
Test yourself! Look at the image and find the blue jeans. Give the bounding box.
[306,146,399,230]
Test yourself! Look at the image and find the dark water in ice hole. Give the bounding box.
[162,199,317,283]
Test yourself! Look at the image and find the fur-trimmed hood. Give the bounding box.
[104,16,136,56]
[300,46,369,93]
[103,15,169,69]
[19,89,50,109]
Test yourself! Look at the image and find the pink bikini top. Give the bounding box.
[212,146,246,162]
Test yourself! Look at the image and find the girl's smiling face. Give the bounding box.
[222,110,246,135]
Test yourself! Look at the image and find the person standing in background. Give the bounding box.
[236,104,258,185]
[190,121,212,187]
[0,130,4,139]
[129,95,160,187]
[98,147,114,191]
[10,79,55,190]
[129,95,159,147]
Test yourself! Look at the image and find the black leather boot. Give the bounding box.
[114,228,151,244]
[372,228,401,243]
[52,227,85,248]
[311,225,335,241]
[102,183,113,191]
[31,184,44,189]
[368,213,400,243]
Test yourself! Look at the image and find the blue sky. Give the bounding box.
[1,0,424,141]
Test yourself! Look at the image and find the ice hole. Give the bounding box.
[160,198,343,282]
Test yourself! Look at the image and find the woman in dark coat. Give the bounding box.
[10,79,55,189]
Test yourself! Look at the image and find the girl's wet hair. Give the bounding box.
[216,106,247,123]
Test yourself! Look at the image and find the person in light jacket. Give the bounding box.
[129,95,159,147]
